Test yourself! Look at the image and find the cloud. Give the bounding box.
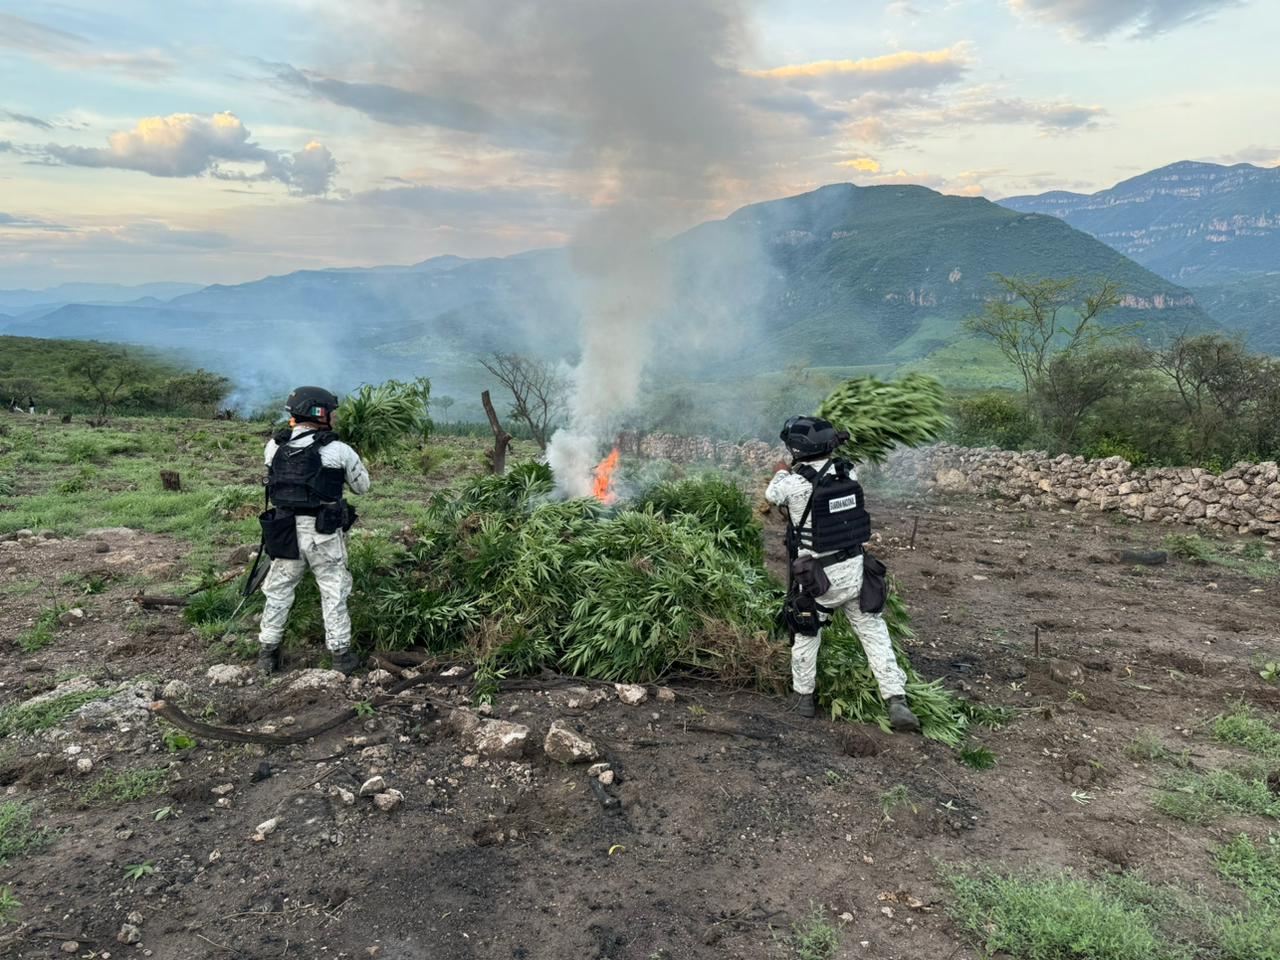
[1209,144,1280,167]
[267,61,497,133]
[0,12,173,77]
[0,212,69,230]
[2,109,52,130]
[744,45,970,92]
[838,156,882,173]
[1008,0,1247,39]
[44,113,337,195]
[944,96,1108,133]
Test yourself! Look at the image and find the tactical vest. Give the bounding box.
[794,459,871,554]
[267,429,346,511]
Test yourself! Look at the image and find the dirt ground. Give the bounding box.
[1,480,1278,959]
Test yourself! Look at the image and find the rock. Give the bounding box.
[228,544,258,565]
[1114,549,1167,566]
[373,789,403,812]
[86,526,136,537]
[544,720,600,764]
[359,776,386,797]
[215,797,232,809]
[287,669,347,692]
[1049,659,1085,685]
[587,762,611,777]
[60,941,79,953]
[75,758,93,774]
[93,542,110,553]
[366,669,395,686]
[210,783,235,797]
[126,911,144,925]
[161,679,190,701]
[463,719,531,760]
[655,686,676,703]
[14,528,34,539]
[57,607,86,627]
[206,664,251,686]
[598,769,615,786]
[252,818,279,841]
[117,923,142,945]
[330,786,356,806]
[935,468,972,492]
[615,683,649,706]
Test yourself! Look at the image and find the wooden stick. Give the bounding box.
[132,594,190,608]
[909,518,920,550]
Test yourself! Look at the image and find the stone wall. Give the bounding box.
[887,444,1280,540]
[614,431,786,472]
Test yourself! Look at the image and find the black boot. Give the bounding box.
[331,649,360,676]
[796,693,816,718]
[257,645,281,677]
[886,695,921,734]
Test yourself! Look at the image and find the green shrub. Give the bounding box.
[950,392,1036,449]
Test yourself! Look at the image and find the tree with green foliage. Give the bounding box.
[965,274,1126,399]
[1033,343,1149,448]
[68,350,143,415]
[161,369,232,413]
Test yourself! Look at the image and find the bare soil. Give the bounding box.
[1,487,1278,959]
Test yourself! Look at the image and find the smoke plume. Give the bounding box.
[364,0,760,493]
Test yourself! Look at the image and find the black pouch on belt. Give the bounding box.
[782,587,826,637]
[259,508,300,560]
[790,555,832,598]
[314,500,347,535]
[859,551,888,614]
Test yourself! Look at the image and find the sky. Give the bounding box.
[0,0,1275,289]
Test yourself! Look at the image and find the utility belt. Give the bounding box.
[259,498,357,560]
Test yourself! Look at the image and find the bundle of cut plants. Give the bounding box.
[817,372,949,465]
[335,463,971,745]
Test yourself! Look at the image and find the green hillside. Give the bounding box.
[682,183,1214,371]
[0,336,228,414]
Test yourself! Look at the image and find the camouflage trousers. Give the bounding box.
[790,554,906,699]
[258,517,353,654]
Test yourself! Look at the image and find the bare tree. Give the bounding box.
[480,353,567,450]
[481,390,511,475]
[966,275,1127,398]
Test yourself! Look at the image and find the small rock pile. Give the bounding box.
[888,444,1280,539]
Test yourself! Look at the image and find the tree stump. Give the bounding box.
[481,390,511,476]
[160,470,182,492]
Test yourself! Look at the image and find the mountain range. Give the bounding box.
[1000,160,1280,352]
[1,176,1229,407]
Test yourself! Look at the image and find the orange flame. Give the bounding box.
[592,447,621,504]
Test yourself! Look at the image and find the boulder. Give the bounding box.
[614,683,649,706]
[207,664,252,686]
[464,719,531,760]
[544,720,600,764]
[286,669,347,693]
[373,789,404,812]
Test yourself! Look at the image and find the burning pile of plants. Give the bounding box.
[190,373,983,743]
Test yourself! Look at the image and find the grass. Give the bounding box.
[0,800,55,867]
[15,605,64,653]
[1216,833,1280,907]
[788,904,840,960]
[79,767,168,807]
[1154,769,1280,824]
[1212,704,1280,760]
[944,868,1175,960]
[1125,731,1192,767]
[0,886,19,925]
[959,745,997,770]
[1164,534,1280,579]
[0,688,115,738]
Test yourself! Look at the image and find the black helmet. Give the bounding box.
[285,386,339,424]
[780,415,847,459]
